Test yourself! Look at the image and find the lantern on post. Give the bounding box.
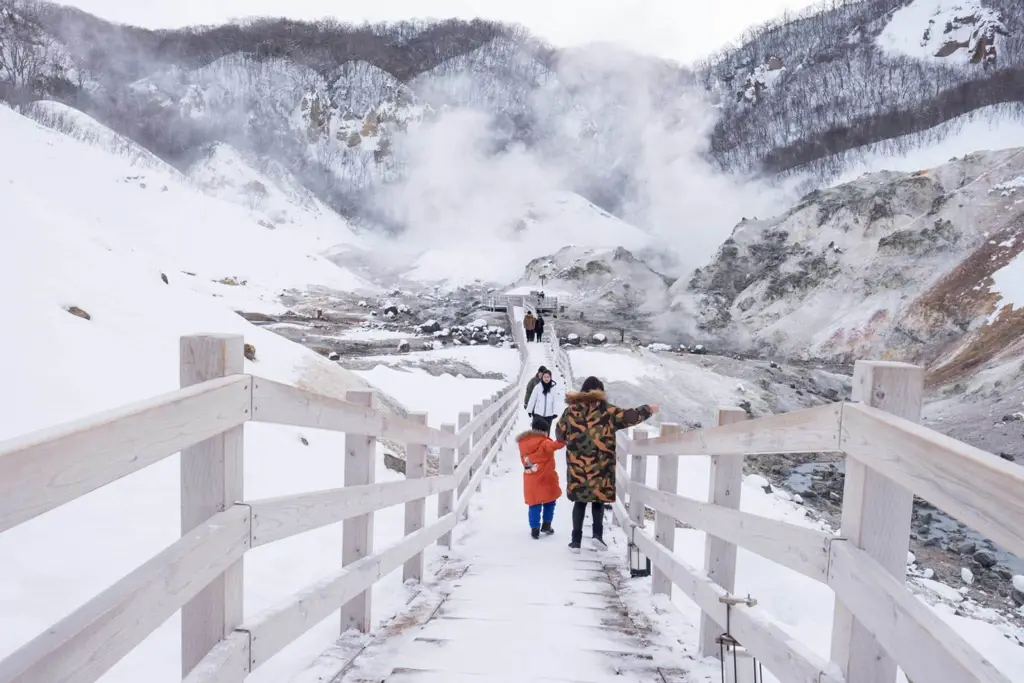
[628,541,650,578]
[716,595,763,683]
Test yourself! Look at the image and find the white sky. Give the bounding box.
[58,0,823,64]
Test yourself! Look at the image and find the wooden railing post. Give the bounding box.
[628,428,648,528]
[403,412,428,583]
[341,389,376,633]
[438,423,456,547]
[699,407,748,656]
[484,395,496,474]
[179,334,246,678]
[473,402,485,492]
[613,432,627,527]
[831,361,924,683]
[457,412,471,519]
[652,423,680,596]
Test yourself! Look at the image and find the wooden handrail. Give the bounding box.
[841,402,1024,559]
[248,475,458,548]
[631,482,833,582]
[250,377,459,448]
[627,402,842,457]
[613,503,843,683]
[615,359,1021,683]
[0,505,251,683]
[0,374,252,534]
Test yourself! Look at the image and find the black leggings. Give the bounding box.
[571,501,604,540]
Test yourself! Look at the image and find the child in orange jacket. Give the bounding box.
[517,416,566,539]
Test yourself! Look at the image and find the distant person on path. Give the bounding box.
[526,369,564,435]
[524,366,548,409]
[517,415,566,539]
[524,311,536,342]
[556,376,658,553]
[535,314,545,343]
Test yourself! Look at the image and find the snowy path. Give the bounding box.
[321,343,686,683]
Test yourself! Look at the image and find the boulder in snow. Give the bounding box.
[592,333,607,345]
[328,351,340,361]
[397,339,411,353]
[961,567,974,584]
[66,306,91,320]
[419,319,441,333]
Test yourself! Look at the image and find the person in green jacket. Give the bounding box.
[524,366,548,409]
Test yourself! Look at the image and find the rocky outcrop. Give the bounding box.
[515,246,674,331]
[673,149,1024,385]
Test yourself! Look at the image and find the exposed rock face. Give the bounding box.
[515,246,674,332]
[673,149,1024,387]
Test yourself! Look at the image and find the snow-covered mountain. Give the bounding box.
[701,0,1024,180]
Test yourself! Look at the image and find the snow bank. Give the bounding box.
[353,366,510,429]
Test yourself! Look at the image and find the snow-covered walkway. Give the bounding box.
[320,344,684,682]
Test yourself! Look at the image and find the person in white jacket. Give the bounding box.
[526,369,565,435]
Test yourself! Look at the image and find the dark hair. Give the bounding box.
[581,376,604,393]
[537,365,548,374]
[531,416,550,432]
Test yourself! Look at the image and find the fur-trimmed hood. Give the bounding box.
[566,390,606,405]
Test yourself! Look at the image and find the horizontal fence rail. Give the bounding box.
[611,359,1019,683]
[0,307,531,683]
[0,375,252,534]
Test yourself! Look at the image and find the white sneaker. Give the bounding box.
[591,537,608,551]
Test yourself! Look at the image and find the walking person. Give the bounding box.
[555,376,658,553]
[524,311,536,343]
[524,366,548,409]
[535,314,545,343]
[526,369,564,435]
[517,416,566,539]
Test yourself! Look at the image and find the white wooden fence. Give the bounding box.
[0,308,532,683]
[604,357,1024,683]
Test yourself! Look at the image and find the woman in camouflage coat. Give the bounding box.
[555,376,658,552]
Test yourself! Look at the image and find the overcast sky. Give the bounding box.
[58,0,822,64]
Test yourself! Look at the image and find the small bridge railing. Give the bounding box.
[0,308,532,683]
[601,358,1023,683]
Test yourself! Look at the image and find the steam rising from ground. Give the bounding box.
[375,47,790,281]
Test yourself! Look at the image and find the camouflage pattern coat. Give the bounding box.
[555,390,653,503]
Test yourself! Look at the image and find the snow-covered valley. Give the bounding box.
[3,0,1024,680]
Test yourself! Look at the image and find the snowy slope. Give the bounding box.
[187,141,367,255]
[878,0,1008,66]
[823,104,1024,188]
[25,100,183,175]
[0,105,373,313]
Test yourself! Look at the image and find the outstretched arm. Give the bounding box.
[609,404,653,431]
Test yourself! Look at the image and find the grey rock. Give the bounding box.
[973,550,997,568]
[956,541,977,555]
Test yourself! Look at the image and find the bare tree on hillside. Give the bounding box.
[0,0,48,89]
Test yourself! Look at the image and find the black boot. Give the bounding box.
[541,521,553,535]
[568,530,582,553]
[531,528,540,539]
